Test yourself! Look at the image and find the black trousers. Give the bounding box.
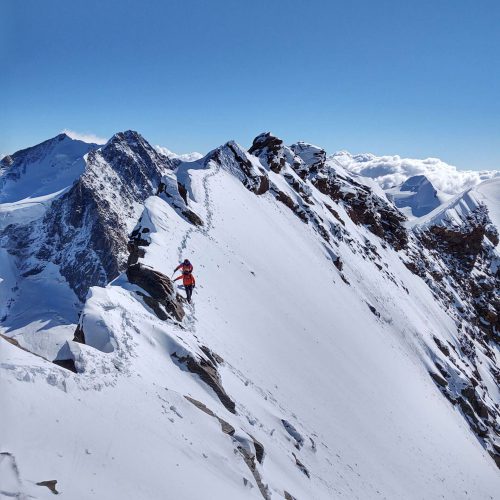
[185,285,194,303]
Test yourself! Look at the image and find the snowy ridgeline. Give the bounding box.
[0,131,499,499]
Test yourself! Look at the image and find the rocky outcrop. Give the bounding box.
[418,204,499,340]
[312,171,408,250]
[156,172,204,226]
[172,347,235,413]
[36,480,59,495]
[238,445,270,499]
[290,141,326,177]
[127,263,184,322]
[202,141,270,197]
[248,132,408,251]
[248,132,288,174]
[127,226,150,266]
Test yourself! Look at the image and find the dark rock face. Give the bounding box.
[126,263,184,322]
[172,348,236,413]
[127,226,150,266]
[419,205,499,340]
[3,131,174,301]
[403,202,500,467]
[290,141,326,177]
[249,132,287,173]
[247,132,408,252]
[36,480,59,495]
[73,324,86,344]
[52,359,77,373]
[313,173,408,250]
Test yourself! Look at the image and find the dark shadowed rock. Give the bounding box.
[52,359,77,373]
[73,324,86,344]
[249,132,286,173]
[292,452,310,478]
[127,263,184,322]
[172,349,235,413]
[36,480,59,494]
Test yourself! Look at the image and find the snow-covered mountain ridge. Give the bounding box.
[1,131,499,499]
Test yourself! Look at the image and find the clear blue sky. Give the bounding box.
[2,0,499,170]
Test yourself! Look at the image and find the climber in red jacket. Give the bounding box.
[174,271,196,303]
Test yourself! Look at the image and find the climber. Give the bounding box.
[173,259,193,275]
[174,271,196,303]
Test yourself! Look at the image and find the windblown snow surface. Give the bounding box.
[1,137,499,499]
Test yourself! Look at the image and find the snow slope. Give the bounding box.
[2,139,499,499]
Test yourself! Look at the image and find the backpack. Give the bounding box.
[182,264,193,275]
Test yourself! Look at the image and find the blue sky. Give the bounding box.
[2,0,499,170]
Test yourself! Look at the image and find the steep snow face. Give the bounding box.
[386,175,448,218]
[0,131,175,359]
[1,132,499,499]
[333,150,500,195]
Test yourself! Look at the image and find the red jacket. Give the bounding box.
[174,273,195,286]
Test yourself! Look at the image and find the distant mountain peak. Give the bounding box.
[400,174,434,192]
[387,174,441,218]
[107,130,147,147]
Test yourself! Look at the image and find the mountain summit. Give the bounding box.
[386,174,444,217]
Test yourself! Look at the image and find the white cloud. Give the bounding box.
[155,145,203,162]
[61,129,107,145]
[332,151,500,195]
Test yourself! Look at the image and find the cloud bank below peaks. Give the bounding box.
[331,151,500,195]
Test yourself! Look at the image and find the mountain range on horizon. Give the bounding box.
[1,130,499,499]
